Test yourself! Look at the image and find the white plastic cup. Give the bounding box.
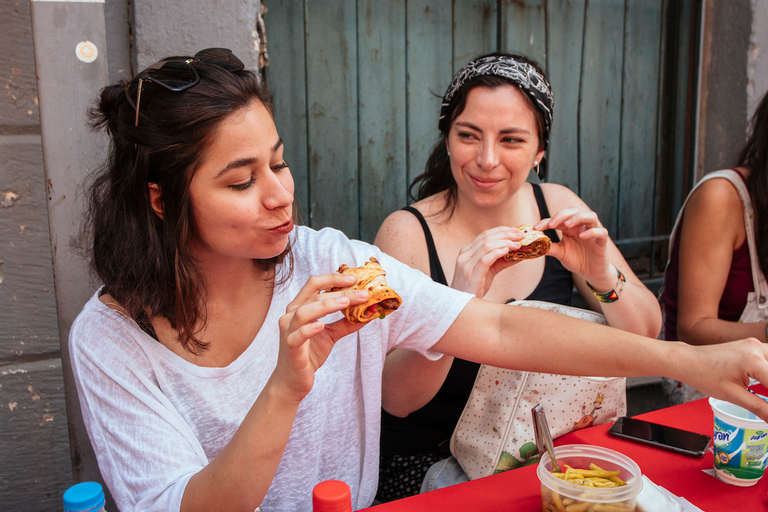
[709,397,768,486]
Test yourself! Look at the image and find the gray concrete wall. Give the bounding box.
[29,1,115,509]
[1,0,72,509]
[694,0,768,178]
[1,0,266,509]
[695,0,752,178]
[748,0,768,118]
[132,0,266,71]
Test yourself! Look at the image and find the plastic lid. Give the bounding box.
[63,481,105,512]
[312,480,351,512]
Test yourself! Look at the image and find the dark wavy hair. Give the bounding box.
[737,91,768,278]
[84,57,290,354]
[409,53,549,213]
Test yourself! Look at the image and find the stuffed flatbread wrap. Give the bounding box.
[504,224,551,261]
[331,257,402,323]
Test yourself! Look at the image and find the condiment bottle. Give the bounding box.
[63,481,107,512]
[312,479,352,512]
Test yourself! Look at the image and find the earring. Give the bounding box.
[447,151,451,156]
[533,161,541,179]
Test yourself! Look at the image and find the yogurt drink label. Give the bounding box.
[713,417,768,481]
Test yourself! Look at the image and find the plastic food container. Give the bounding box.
[537,444,643,512]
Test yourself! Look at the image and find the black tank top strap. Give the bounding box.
[401,206,449,285]
[531,183,560,243]
[381,197,574,463]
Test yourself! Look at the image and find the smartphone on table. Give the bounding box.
[608,416,711,458]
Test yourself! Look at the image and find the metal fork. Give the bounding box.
[532,404,561,473]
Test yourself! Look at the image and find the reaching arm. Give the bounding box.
[675,178,768,345]
[433,297,768,422]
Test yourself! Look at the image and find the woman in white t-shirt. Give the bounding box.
[71,48,768,512]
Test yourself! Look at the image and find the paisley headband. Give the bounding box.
[439,55,554,148]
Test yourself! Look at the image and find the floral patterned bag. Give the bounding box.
[449,300,627,480]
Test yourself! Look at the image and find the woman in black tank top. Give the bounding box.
[374,53,662,503]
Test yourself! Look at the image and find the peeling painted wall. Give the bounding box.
[0,0,71,509]
[748,0,768,118]
[696,0,751,177]
[132,0,266,71]
[1,360,72,508]
[696,0,768,178]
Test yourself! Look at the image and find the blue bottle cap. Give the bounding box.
[63,481,105,512]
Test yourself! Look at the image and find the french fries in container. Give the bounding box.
[537,445,642,512]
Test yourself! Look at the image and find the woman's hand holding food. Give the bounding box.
[451,226,523,297]
[535,207,615,289]
[533,206,661,337]
[274,273,368,402]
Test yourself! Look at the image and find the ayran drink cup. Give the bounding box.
[709,396,768,486]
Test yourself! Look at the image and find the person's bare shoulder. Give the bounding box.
[688,175,743,211]
[684,176,745,246]
[374,202,433,273]
[538,182,588,210]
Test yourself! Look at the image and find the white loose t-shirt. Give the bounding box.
[70,226,473,512]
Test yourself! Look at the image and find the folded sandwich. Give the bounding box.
[504,224,551,261]
[331,257,403,323]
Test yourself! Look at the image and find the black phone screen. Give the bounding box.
[608,416,711,457]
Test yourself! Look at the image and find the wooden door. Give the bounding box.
[264,0,699,282]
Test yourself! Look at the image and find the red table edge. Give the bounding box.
[362,383,768,511]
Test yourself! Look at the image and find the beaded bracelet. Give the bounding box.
[586,266,626,303]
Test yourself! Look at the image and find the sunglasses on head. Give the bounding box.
[126,47,245,127]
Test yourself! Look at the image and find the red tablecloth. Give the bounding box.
[363,384,768,511]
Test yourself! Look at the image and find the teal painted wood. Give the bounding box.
[406,1,453,200]
[652,0,698,238]
[668,0,698,225]
[578,0,624,236]
[265,0,309,224]
[262,0,693,271]
[545,0,586,192]
[619,1,663,241]
[499,0,548,185]
[358,0,408,242]
[453,0,498,71]
[499,0,547,67]
[305,0,359,236]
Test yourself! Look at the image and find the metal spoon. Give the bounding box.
[532,404,561,473]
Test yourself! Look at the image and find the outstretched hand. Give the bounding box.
[273,273,369,403]
[534,208,614,285]
[451,226,523,297]
[677,338,768,423]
